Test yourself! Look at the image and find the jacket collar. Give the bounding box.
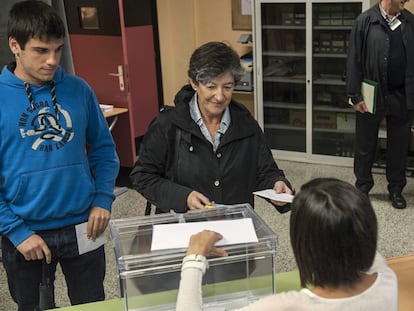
[369,4,410,24]
[171,84,257,145]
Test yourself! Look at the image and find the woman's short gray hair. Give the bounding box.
[188,41,245,85]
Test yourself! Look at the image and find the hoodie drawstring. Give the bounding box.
[24,81,35,110]
[49,80,59,120]
[24,81,59,120]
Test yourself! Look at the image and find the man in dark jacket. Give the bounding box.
[130,42,293,214]
[346,0,414,208]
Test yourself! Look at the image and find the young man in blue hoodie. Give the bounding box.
[0,1,120,309]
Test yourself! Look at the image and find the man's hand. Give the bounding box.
[87,206,111,241]
[187,191,213,210]
[353,101,368,113]
[187,230,228,257]
[16,234,52,264]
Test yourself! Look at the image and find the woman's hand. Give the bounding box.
[271,181,293,206]
[187,191,213,210]
[187,230,228,257]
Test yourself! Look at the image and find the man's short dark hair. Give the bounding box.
[290,177,377,288]
[8,0,66,49]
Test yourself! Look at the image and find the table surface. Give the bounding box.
[50,270,301,311]
[50,254,414,311]
[387,253,414,311]
[103,107,128,119]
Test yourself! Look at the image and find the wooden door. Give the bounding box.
[119,0,160,138]
[63,0,160,167]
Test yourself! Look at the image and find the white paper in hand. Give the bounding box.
[253,189,294,203]
[75,222,106,255]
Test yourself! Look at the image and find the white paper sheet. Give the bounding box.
[242,0,252,15]
[348,79,378,114]
[75,222,107,255]
[253,189,294,203]
[361,79,377,113]
[150,218,258,251]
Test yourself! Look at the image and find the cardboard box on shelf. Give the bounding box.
[331,19,343,26]
[332,40,345,48]
[289,110,306,128]
[282,12,294,25]
[313,111,337,129]
[318,19,331,26]
[343,18,355,26]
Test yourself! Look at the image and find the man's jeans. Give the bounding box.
[2,225,105,311]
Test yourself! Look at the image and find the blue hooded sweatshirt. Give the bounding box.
[0,64,120,247]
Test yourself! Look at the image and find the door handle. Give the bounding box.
[108,65,125,91]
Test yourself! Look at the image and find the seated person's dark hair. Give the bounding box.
[290,177,377,288]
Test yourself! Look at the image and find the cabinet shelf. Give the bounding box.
[265,124,305,131]
[263,76,305,83]
[313,127,355,134]
[264,123,354,134]
[254,0,368,165]
[313,25,352,31]
[233,90,254,94]
[313,105,353,112]
[313,78,345,86]
[313,53,347,58]
[263,51,306,57]
[262,25,306,30]
[264,102,305,109]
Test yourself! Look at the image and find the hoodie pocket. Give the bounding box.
[11,163,95,220]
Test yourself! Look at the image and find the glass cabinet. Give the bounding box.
[253,0,369,164]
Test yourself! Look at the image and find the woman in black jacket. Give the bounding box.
[130,41,293,214]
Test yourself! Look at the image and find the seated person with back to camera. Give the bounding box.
[176,178,398,311]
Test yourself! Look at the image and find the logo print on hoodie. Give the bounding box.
[19,100,74,151]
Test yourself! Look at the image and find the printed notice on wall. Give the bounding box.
[242,0,252,15]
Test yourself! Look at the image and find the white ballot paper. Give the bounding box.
[253,189,294,203]
[75,222,107,255]
[151,218,258,251]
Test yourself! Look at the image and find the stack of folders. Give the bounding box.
[99,104,114,112]
[348,79,377,113]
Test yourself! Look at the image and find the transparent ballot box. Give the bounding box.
[109,203,277,310]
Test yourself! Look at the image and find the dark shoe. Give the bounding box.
[389,193,407,209]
